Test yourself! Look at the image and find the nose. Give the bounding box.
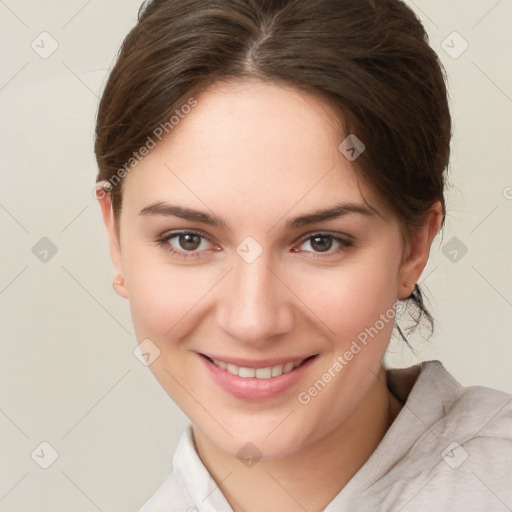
[215,255,295,347]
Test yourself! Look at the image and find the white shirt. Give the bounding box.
[138,360,512,511]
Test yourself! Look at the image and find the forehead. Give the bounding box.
[122,79,385,223]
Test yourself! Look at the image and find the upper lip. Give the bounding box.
[199,353,318,368]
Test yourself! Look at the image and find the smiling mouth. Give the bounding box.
[201,354,318,379]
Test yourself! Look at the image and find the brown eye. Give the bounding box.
[179,233,202,251]
[310,235,333,252]
[156,230,216,258]
[294,233,353,256]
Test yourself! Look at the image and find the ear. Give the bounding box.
[97,190,129,299]
[398,201,443,300]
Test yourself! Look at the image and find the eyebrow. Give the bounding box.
[138,201,376,229]
[139,202,228,228]
[285,202,376,228]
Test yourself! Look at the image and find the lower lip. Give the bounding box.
[199,354,318,402]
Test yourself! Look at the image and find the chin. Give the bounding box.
[198,411,321,462]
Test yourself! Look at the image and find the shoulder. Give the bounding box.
[341,361,512,511]
[422,360,512,441]
[387,359,512,445]
[404,360,512,471]
[390,361,512,510]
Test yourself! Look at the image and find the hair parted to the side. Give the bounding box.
[94,0,452,346]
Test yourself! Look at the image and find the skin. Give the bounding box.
[99,79,442,511]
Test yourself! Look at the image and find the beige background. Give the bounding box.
[0,0,511,510]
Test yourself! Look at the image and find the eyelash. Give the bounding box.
[293,233,354,259]
[155,230,354,260]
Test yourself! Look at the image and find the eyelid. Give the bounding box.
[157,228,213,241]
[292,231,355,256]
[155,229,219,256]
[295,230,354,245]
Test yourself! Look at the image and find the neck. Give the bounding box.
[194,365,401,512]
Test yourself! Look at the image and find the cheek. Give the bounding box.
[286,257,400,445]
[289,253,400,345]
[122,247,213,341]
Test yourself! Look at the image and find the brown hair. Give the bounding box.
[94,0,452,344]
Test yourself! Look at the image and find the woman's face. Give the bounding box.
[106,80,417,460]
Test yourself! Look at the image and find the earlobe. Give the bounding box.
[112,274,128,299]
[398,201,443,300]
[96,184,129,299]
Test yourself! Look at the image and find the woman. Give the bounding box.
[94,0,512,510]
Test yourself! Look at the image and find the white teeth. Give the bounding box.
[283,362,295,373]
[227,363,238,374]
[210,357,305,378]
[255,367,272,379]
[271,365,283,377]
[239,367,256,378]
